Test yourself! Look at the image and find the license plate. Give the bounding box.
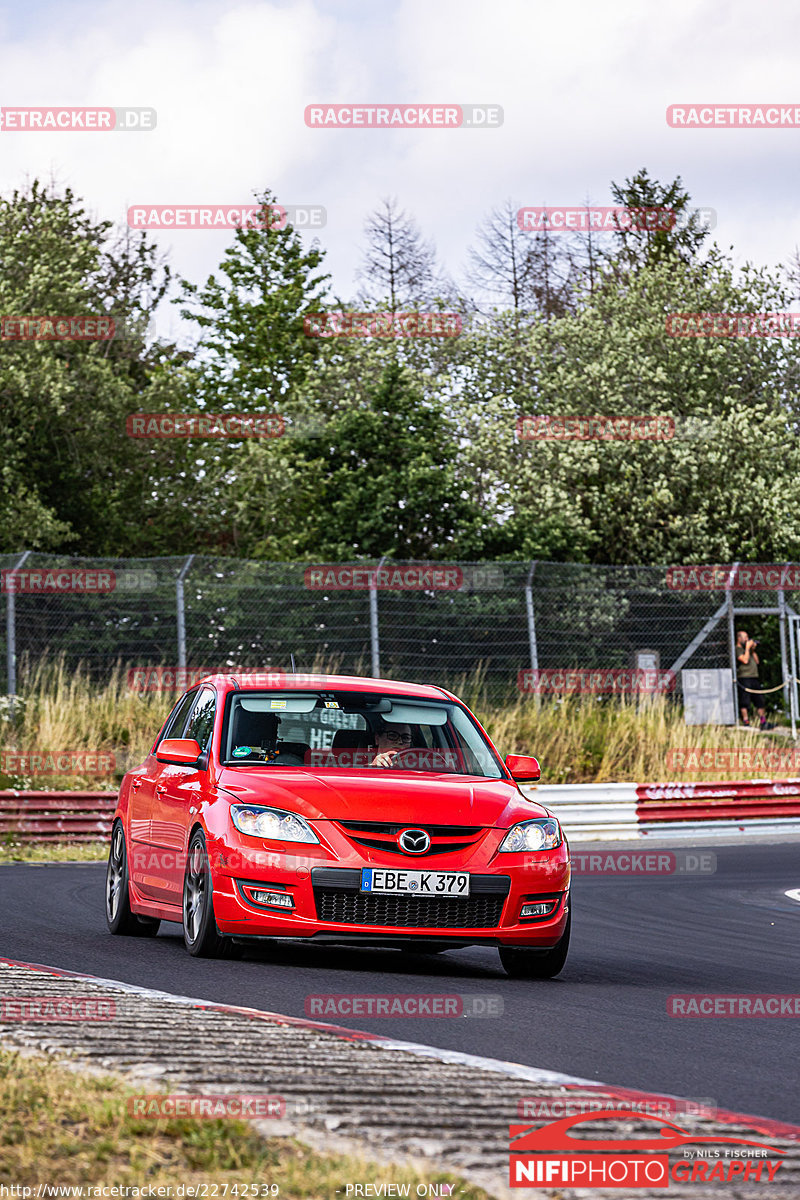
[360,868,470,896]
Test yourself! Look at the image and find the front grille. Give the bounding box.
[314,890,505,928]
[335,821,486,857]
[337,822,483,836]
[346,836,475,856]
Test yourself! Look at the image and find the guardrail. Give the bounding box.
[0,791,116,841]
[2,782,800,844]
[525,780,800,840]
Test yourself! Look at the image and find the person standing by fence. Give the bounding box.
[736,629,768,729]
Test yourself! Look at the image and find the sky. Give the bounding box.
[2,0,800,341]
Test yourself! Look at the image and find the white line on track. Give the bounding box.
[785,889,800,903]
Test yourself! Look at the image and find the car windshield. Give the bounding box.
[221,691,503,778]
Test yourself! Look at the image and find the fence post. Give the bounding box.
[525,561,539,708]
[779,588,790,715]
[176,555,195,674]
[370,556,386,679]
[788,609,798,740]
[6,550,31,713]
[726,562,739,727]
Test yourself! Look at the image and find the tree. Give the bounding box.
[608,168,711,272]
[219,353,482,560]
[0,180,187,554]
[178,190,331,409]
[357,198,446,309]
[488,252,800,563]
[466,199,538,312]
[167,192,333,553]
[466,199,573,318]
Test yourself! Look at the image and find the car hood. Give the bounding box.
[217,767,548,827]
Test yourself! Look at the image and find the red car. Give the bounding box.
[105,673,571,978]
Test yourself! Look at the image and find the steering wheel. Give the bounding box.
[269,752,305,765]
[389,747,455,771]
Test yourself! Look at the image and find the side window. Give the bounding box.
[184,687,216,752]
[161,690,198,742]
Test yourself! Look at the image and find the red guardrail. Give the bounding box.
[0,791,116,841]
[636,780,800,823]
[3,781,800,843]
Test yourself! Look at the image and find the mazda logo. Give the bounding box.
[398,828,431,855]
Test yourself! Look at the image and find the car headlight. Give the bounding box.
[231,805,320,844]
[498,818,561,853]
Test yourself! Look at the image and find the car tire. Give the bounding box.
[105,821,161,937]
[499,909,571,979]
[182,829,242,958]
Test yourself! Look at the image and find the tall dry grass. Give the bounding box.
[1,659,173,790]
[0,657,793,789]
[476,694,792,783]
[0,652,356,790]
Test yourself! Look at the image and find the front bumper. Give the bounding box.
[210,828,570,948]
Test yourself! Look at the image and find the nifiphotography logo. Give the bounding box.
[508,1109,785,1187]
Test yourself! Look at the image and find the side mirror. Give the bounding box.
[156,738,202,765]
[505,753,541,782]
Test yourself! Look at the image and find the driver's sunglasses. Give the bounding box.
[384,730,412,743]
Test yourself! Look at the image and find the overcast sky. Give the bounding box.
[2,0,800,341]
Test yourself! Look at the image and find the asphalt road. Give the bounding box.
[2,840,798,1124]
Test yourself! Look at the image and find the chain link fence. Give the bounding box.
[2,553,798,705]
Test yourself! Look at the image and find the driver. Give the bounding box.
[369,722,412,768]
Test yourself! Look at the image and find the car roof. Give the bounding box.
[196,672,453,701]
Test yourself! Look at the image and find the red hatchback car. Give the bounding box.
[105,673,571,977]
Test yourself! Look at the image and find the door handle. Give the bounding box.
[155,783,167,795]
[131,778,143,792]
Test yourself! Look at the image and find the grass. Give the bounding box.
[0,659,795,800]
[0,839,108,864]
[0,1047,490,1196]
[460,665,795,785]
[0,659,173,791]
[0,655,353,793]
